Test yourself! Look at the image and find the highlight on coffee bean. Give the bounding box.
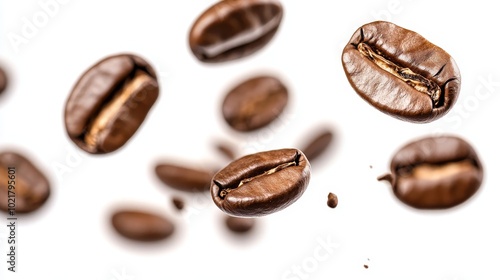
[342,21,460,123]
[377,135,483,209]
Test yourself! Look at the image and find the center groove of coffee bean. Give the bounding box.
[397,160,476,179]
[218,152,300,199]
[357,42,441,106]
[83,70,152,148]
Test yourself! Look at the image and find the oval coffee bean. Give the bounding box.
[189,0,283,63]
[64,54,159,154]
[342,21,460,123]
[155,163,213,192]
[300,128,334,163]
[225,215,256,234]
[0,151,51,214]
[111,210,175,242]
[378,135,483,209]
[326,192,338,208]
[222,76,288,132]
[211,148,310,217]
[0,66,7,95]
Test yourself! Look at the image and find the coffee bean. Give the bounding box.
[216,141,237,161]
[327,192,338,208]
[378,135,483,209]
[222,76,288,132]
[171,197,185,211]
[0,66,7,95]
[64,54,159,154]
[300,128,334,163]
[155,163,213,192]
[342,21,460,123]
[0,151,50,214]
[225,215,256,233]
[211,148,310,217]
[189,0,283,63]
[111,210,175,242]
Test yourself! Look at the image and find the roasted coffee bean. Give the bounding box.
[300,128,334,163]
[327,192,338,208]
[189,0,283,63]
[211,148,310,217]
[0,66,7,95]
[378,135,483,209]
[225,215,256,233]
[155,163,213,192]
[216,142,237,161]
[64,54,159,154]
[171,197,185,211]
[111,210,175,242]
[0,151,50,214]
[222,76,288,132]
[342,21,460,123]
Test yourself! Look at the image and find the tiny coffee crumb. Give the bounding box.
[327,192,338,208]
[172,197,185,211]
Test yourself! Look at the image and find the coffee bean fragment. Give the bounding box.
[342,21,460,123]
[222,75,288,132]
[111,210,175,242]
[189,0,283,63]
[0,151,51,214]
[378,135,483,209]
[64,54,159,154]
[172,197,185,211]
[300,128,334,163]
[211,148,311,217]
[225,215,256,234]
[327,192,338,208]
[155,163,213,192]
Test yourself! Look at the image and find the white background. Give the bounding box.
[1,1,499,279]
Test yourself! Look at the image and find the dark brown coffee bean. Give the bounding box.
[211,148,311,217]
[189,0,283,63]
[300,129,334,163]
[171,197,185,211]
[327,192,338,208]
[155,163,213,192]
[111,210,175,242]
[0,151,50,214]
[342,21,460,123]
[0,66,7,95]
[378,135,483,209]
[225,215,256,233]
[64,54,159,154]
[222,76,288,132]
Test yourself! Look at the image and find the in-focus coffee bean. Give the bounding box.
[111,209,175,242]
[327,192,338,208]
[64,54,159,154]
[155,163,213,192]
[342,21,460,123]
[222,76,288,132]
[189,0,283,63]
[0,66,7,95]
[211,148,310,217]
[0,151,50,214]
[300,128,334,163]
[378,135,483,209]
[225,215,256,233]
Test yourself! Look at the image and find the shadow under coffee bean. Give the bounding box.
[342,21,460,123]
[64,54,159,154]
[189,0,283,63]
[211,148,311,217]
[378,135,483,209]
[0,151,51,214]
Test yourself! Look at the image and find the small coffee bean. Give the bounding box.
[300,128,334,163]
[327,192,338,208]
[0,151,51,214]
[171,197,185,211]
[64,54,159,154]
[378,135,483,209]
[111,210,175,242]
[211,148,310,217]
[189,0,283,63]
[342,21,460,123]
[225,215,256,234]
[155,163,213,192]
[222,76,288,132]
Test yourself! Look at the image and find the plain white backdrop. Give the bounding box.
[1,0,499,279]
